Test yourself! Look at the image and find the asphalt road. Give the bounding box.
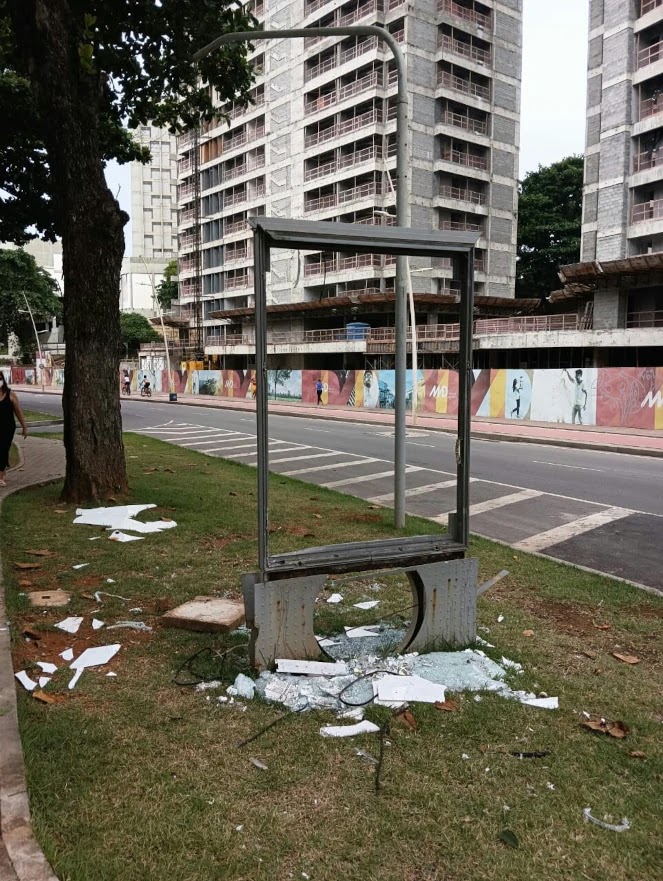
[23,392,663,592]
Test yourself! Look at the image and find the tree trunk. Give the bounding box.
[9,0,128,502]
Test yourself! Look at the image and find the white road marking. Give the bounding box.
[322,466,423,489]
[533,461,605,473]
[224,446,308,460]
[267,451,344,465]
[513,507,632,553]
[178,433,250,445]
[407,442,437,449]
[202,441,260,454]
[432,488,543,524]
[368,478,461,505]
[281,457,381,477]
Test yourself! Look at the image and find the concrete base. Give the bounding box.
[27,590,70,608]
[160,596,245,633]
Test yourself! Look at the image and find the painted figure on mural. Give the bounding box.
[564,368,588,424]
[510,376,524,418]
[249,376,257,399]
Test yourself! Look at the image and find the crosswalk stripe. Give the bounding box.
[178,433,248,445]
[322,465,423,489]
[281,457,380,477]
[431,488,542,524]
[268,451,343,465]
[512,507,631,553]
[224,446,305,460]
[368,478,459,505]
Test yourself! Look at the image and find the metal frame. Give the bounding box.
[249,216,477,580]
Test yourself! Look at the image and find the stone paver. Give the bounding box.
[0,437,63,881]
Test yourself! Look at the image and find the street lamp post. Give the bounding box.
[194,25,410,526]
[20,294,45,392]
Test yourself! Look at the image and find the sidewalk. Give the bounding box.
[16,384,663,457]
[0,437,64,881]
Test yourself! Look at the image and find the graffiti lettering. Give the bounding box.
[641,390,663,409]
[429,385,448,399]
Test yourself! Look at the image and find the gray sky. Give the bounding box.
[108,0,590,253]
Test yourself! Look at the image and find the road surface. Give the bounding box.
[23,392,663,592]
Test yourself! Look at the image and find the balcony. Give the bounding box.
[642,0,663,15]
[179,207,195,224]
[305,54,338,82]
[437,33,491,67]
[440,108,488,136]
[339,36,378,66]
[439,219,483,232]
[634,148,663,171]
[224,131,248,152]
[437,69,490,101]
[338,0,379,27]
[305,124,339,148]
[631,197,663,222]
[627,309,663,326]
[225,246,249,263]
[306,0,332,16]
[438,0,492,30]
[224,219,248,236]
[304,90,338,115]
[440,147,489,170]
[221,156,265,183]
[178,157,194,175]
[339,69,380,102]
[178,131,195,150]
[177,182,196,201]
[179,233,196,250]
[638,38,663,68]
[388,0,405,8]
[305,158,338,182]
[640,95,663,119]
[338,143,385,169]
[338,180,381,203]
[438,184,486,205]
[339,107,381,135]
[305,192,337,212]
[225,274,251,290]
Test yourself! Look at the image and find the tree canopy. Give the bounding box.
[120,312,160,358]
[0,247,61,359]
[516,156,584,298]
[156,259,178,312]
[1,0,256,502]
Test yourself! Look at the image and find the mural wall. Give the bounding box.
[11,366,663,430]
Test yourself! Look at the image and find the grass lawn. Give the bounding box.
[8,442,19,469]
[21,408,59,423]
[2,434,661,881]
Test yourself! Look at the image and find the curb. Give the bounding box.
[0,476,61,881]
[16,387,663,459]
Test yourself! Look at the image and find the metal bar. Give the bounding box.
[253,228,270,577]
[454,248,474,547]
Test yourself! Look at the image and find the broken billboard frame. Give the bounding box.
[248,216,477,581]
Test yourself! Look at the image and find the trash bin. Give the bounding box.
[169,392,178,402]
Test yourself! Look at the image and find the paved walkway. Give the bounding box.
[0,437,64,881]
[14,385,663,456]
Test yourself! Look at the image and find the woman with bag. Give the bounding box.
[0,371,28,487]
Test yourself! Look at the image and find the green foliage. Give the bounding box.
[0,248,61,358]
[156,259,178,312]
[516,156,584,298]
[120,312,159,358]
[0,0,256,242]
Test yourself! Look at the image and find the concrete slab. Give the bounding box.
[27,590,70,608]
[407,481,509,519]
[161,596,245,633]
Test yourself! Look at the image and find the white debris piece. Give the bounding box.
[106,621,152,632]
[89,536,101,541]
[353,600,379,610]
[38,677,51,689]
[375,674,446,706]
[55,616,84,635]
[520,696,559,710]
[70,644,120,670]
[106,672,118,678]
[344,626,381,639]
[68,669,83,690]
[233,674,256,699]
[108,530,144,543]
[92,619,105,630]
[60,648,74,661]
[36,661,58,674]
[583,808,631,833]
[317,637,340,648]
[497,614,505,623]
[72,564,89,570]
[15,671,38,691]
[501,657,523,673]
[73,504,177,534]
[326,593,343,604]
[276,659,349,676]
[195,680,221,693]
[320,720,380,738]
[476,637,495,648]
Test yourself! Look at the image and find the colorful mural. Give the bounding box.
[11,366,663,430]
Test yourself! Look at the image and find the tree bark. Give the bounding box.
[9,0,128,502]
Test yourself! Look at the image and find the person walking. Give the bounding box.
[0,371,28,488]
[316,377,324,406]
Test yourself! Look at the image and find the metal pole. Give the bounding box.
[22,293,45,392]
[454,250,474,548]
[253,229,270,577]
[194,25,409,527]
[140,256,174,396]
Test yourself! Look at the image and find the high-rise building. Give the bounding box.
[175,0,523,366]
[121,125,178,315]
[580,0,663,332]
